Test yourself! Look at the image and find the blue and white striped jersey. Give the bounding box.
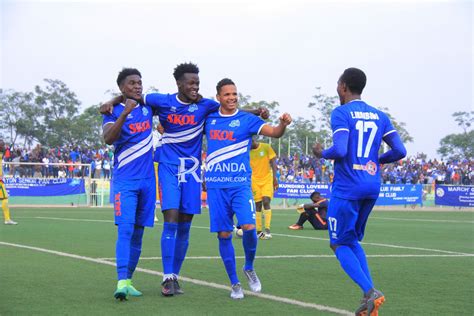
[204,110,266,189]
[144,93,220,167]
[102,103,154,180]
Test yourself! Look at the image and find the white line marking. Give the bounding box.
[371,217,474,224]
[0,241,352,316]
[272,233,472,255]
[97,253,474,260]
[27,216,473,256]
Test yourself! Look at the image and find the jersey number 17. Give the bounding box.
[355,120,378,158]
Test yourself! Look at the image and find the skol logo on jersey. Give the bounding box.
[129,120,151,134]
[209,130,236,141]
[167,114,197,126]
[114,192,121,216]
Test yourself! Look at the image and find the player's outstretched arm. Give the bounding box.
[99,94,145,115]
[259,113,292,138]
[103,99,137,145]
[379,131,407,164]
[242,107,270,119]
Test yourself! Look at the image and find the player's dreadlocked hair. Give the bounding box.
[116,68,141,87]
[173,62,199,81]
[216,78,235,94]
[339,68,367,95]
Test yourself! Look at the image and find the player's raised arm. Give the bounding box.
[103,99,137,145]
[242,107,270,120]
[99,94,145,115]
[259,113,292,138]
[99,95,123,114]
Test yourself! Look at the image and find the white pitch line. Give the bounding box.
[97,253,474,261]
[371,217,474,224]
[271,232,472,255]
[0,241,352,316]
[28,216,473,256]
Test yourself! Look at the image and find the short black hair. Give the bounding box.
[310,191,320,199]
[173,62,199,81]
[339,67,366,94]
[116,68,141,87]
[216,78,235,94]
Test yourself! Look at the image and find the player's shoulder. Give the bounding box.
[144,92,174,106]
[199,97,219,106]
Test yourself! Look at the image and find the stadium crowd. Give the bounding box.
[2,144,473,185]
[1,144,113,179]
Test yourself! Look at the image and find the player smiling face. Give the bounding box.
[178,73,200,103]
[120,74,143,102]
[216,83,238,114]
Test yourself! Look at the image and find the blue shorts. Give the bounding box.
[207,186,256,233]
[113,177,156,227]
[158,162,201,214]
[327,197,376,245]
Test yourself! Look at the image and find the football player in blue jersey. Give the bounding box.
[100,63,269,297]
[102,68,156,300]
[313,68,406,315]
[204,78,291,299]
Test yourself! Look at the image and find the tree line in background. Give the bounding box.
[0,78,472,159]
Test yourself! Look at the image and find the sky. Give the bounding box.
[1,0,472,158]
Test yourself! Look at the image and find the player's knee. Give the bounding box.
[241,224,255,231]
[218,231,232,239]
[163,209,179,223]
[262,197,271,208]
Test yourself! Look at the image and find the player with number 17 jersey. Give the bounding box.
[329,100,395,200]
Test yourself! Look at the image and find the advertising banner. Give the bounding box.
[274,183,330,199]
[435,185,474,207]
[5,178,85,196]
[376,184,423,205]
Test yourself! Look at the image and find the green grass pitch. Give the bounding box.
[1,207,473,315]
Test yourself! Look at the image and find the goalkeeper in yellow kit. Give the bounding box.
[250,137,278,239]
[0,139,17,225]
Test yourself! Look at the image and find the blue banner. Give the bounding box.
[376,184,422,205]
[274,183,330,199]
[435,185,474,207]
[5,178,86,196]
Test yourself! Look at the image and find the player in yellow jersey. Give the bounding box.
[0,140,17,225]
[250,137,277,239]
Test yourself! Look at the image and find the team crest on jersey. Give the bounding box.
[188,104,198,113]
[365,160,377,176]
[127,114,133,119]
[211,119,216,125]
[229,120,240,127]
[259,151,264,157]
[170,106,177,112]
[142,107,149,116]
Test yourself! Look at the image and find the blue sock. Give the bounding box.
[173,222,191,276]
[349,242,373,286]
[161,222,178,275]
[116,223,134,280]
[127,225,144,279]
[242,228,257,271]
[218,235,239,285]
[335,245,373,293]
